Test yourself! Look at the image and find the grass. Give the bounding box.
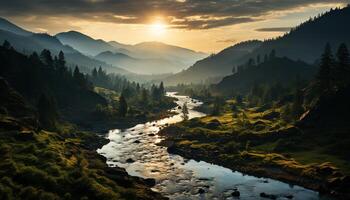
[159,98,350,196]
[0,120,164,200]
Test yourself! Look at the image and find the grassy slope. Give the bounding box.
[85,87,176,131]
[0,81,166,200]
[159,99,350,198]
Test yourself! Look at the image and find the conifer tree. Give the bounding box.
[37,93,58,130]
[182,102,189,121]
[118,94,128,117]
[335,43,350,88]
[317,43,334,92]
[40,49,53,67]
[2,40,11,49]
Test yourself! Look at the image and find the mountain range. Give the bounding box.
[56,31,207,74]
[163,6,350,85]
[0,17,207,75]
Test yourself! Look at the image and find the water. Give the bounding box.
[97,92,328,200]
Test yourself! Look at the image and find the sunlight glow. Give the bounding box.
[150,21,166,36]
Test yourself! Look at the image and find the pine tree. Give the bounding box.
[40,49,53,67]
[335,43,350,88]
[159,82,165,96]
[92,68,98,79]
[317,44,334,93]
[2,40,11,49]
[141,88,149,106]
[182,102,189,121]
[269,49,276,60]
[292,89,304,120]
[118,94,128,117]
[37,94,58,130]
[58,51,66,68]
[73,66,81,80]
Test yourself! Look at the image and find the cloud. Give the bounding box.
[0,0,347,30]
[255,27,292,32]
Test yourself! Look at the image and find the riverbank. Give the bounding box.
[158,109,350,199]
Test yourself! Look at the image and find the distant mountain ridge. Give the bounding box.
[0,18,128,74]
[95,51,183,74]
[214,57,317,95]
[56,31,207,74]
[164,5,350,85]
[163,40,262,85]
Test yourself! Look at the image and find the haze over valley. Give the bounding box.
[1,1,350,200]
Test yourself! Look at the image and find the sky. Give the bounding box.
[0,0,348,53]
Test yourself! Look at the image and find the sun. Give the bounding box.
[150,22,166,35]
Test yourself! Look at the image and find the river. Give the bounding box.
[97,92,329,200]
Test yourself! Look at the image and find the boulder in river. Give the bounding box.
[198,188,205,194]
[231,190,240,197]
[260,192,277,199]
[126,158,134,163]
[133,140,141,144]
[144,178,156,187]
[148,133,155,136]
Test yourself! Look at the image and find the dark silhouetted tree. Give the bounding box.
[58,51,66,67]
[37,93,58,130]
[182,102,189,121]
[335,43,350,88]
[159,81,165,96]
[92,68,98,79]
[40,49,53,67]
[118,94,128,117]
[317,43,334,92]
[2,40,11,49]
[269,49,276,60]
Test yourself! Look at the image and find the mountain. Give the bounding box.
[163,40,262,85]
[0,17,32,36]
[0,18,128,74]
[95,51,183,74]
[214,57,317,95]
[56,31,125,56]
[165,6,350,85]
[241,6,350,64]
[56,31,207,74]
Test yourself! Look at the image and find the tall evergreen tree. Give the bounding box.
[159,82,165,96]
[335,43,350,88]
[317,43,334,92]
[269,49,276,60]
[2,40,11,49]
[118,94,128,117]
[40,49,53,67]
[37,93,58,130]
[182,102,189,121]
[58,51,66,68]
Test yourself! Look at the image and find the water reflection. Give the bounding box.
[97,92,326,199]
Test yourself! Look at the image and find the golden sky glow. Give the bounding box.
[4,2,346,53]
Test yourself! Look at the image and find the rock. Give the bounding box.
[260,192,277,199]
[284,194,294,199]
[231,190,240,197]
[133,140,141,144]
[152,124,156,126]
[178,106,182,109]
[131,129,135,131]
[144,178,156,187]
[262,111,280,120]
[148,133,155,136]
[138,132,143,135]
[126,158,134,163]
[198,188,205,194]
[206,119,221,129]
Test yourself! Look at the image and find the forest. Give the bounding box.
[1,2,350,200]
